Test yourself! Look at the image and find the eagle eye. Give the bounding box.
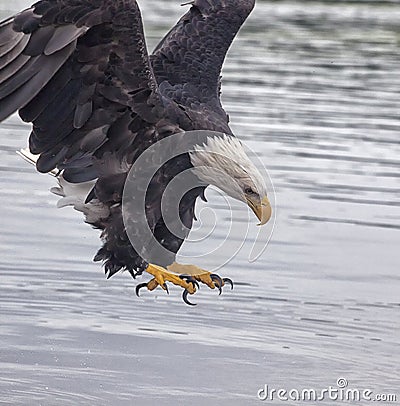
[245,187,256,195]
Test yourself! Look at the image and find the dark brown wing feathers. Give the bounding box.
[0,0,164,183]
[151,0,255,112]
[0,0,255,180]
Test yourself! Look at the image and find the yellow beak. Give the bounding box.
[246,195,272,226]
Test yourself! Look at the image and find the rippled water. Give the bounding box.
[0,1,399,405]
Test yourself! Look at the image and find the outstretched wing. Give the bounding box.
[0,0,166,183]
[150,0,255,130]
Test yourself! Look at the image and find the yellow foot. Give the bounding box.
[167,262,234,294]
[135,263,233,305]
[136,263,198,305]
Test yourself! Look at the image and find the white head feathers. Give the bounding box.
[189,134,267,202]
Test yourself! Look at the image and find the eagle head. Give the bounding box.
[189,134,272,225]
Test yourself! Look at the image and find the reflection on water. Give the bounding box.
[0,1,399,405]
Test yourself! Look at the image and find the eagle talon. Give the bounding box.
[163,283,169,294]
[210,278,222,295]
[223,277,234,290]
[210,273,223,288]
[179,274,200,290]
[140,263,232,304]
[182,289,196,306]
[135,282,148,297]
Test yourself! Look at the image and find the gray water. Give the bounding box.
[0,1,399,405]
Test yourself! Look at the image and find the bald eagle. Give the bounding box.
[0,0,272,305]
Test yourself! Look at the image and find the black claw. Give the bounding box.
[135,282,148,297]
[223,278,234,290]
[163,283,169,294]
[210,273,223,288]
[182,289,196,306]
[179,274,200,290]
